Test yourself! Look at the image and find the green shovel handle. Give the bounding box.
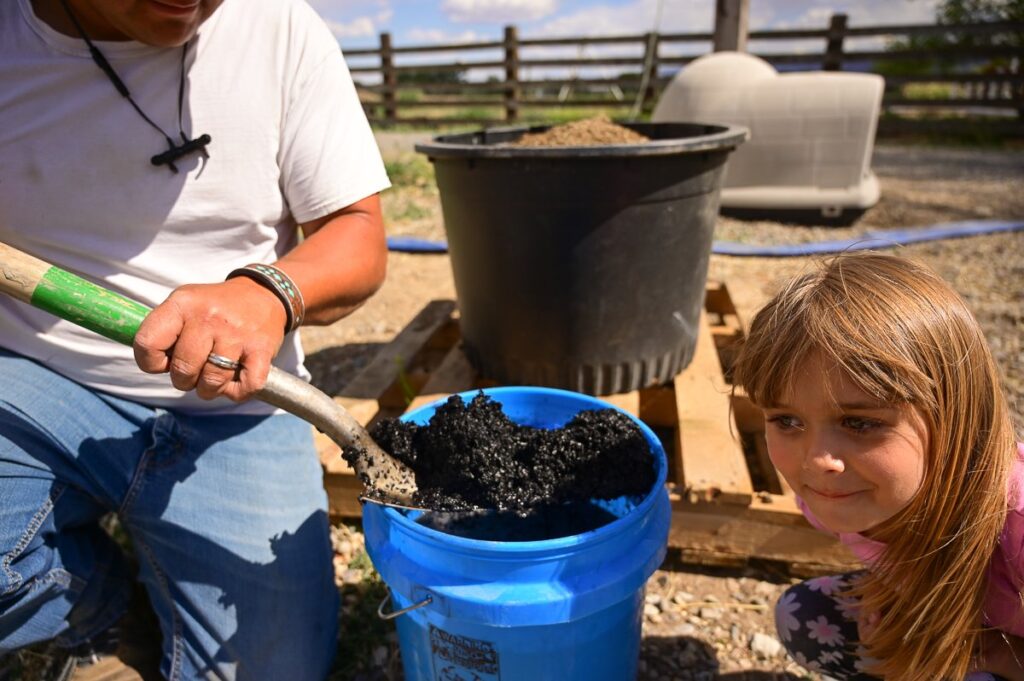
[1,254,150,345]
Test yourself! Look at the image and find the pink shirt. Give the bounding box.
[798,443,1024,635]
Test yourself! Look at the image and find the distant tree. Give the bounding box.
[880,0,1022,76]
[879,0,1022,115]
[396,69,466,85]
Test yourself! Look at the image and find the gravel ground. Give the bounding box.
[305,137,1024,680]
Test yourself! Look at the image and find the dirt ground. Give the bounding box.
[304,136,1024,680]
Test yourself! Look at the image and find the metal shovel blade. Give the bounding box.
[258,368,420,506]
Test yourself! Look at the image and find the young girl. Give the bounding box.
[731,252,1023,681]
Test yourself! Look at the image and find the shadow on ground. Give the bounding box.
[305,342,387,396]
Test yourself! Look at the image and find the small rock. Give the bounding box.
[655,574,670,588]
[702,594,720,603]
[645,593,663,609]
[730,624,743,643]
[648,612,664,625]
[672,591,695,605]
[671,622,697,637]
[750,632,783,658]
[372,645,388,667]
[342,568,364,584]
[698,607,723,620]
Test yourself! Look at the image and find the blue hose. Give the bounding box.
[387,220,1024,257]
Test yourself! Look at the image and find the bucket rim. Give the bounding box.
[414,121,749,159]
[381,386,669,553]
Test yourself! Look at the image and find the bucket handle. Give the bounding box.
[377,587,433,620]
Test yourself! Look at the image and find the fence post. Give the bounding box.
[641,31,659,113]
[380,32,398,125]
[712,0,749,52]
[504,26,520,123]
[822,13,847,71]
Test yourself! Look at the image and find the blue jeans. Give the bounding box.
[0,349,338,680]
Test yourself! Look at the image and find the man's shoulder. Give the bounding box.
[212,0,329,34]
[205,0,336,59]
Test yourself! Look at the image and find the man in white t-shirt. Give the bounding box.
[0,0,390,678]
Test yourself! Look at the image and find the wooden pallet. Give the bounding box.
[315,284,858,577]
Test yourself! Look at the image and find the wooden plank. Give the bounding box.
[324,472,368,518]
[674,311,754,505]
[333,299,456,423]
[668,496,858,577]
[638,385,677,428]
[731,394,794,498]
[318,300,458,474]
[69,656,144,681]
[407,343,480,413]
[601,390,640,416]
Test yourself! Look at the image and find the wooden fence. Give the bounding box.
[344,14,1023,136]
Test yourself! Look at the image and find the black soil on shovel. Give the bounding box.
[344,392,657,517]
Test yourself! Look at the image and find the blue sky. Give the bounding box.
[309,0,941,50]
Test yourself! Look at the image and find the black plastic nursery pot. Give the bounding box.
[415,122,748,395]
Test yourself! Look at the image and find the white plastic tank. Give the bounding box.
[653,52,884,224]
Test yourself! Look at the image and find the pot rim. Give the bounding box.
[415,121,749,159]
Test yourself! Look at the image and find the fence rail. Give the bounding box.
[345,15,1024,134]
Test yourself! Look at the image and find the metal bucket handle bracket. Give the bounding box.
[378,585,433,620]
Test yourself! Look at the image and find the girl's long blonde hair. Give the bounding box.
[732,252,1017,681]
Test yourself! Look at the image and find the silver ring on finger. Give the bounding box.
[207,353,242,371]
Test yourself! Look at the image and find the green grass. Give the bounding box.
[901,82,956,100]
[384,155,435,189]
[371,106,651,133]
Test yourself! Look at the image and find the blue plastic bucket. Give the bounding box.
[363,386,671,681]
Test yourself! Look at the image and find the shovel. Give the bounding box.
[0,241,420,508]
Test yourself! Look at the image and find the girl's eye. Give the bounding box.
[842,416,882,433]
[766,414,802,431]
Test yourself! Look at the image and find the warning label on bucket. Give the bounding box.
[430,625,500,681]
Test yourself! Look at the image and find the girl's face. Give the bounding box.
[762,353,928,535]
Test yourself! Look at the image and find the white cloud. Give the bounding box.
[759,0,939,28]
[748,0,941,55]
[531,0,711,38]
[325,16,377,39]
[442,0,558,24]
[406,28,486,44]
[309,0,390,12]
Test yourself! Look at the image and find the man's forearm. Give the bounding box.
[274,194,388,326]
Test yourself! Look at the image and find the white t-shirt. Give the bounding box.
[0,0,390,413]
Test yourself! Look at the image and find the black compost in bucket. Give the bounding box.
[416,122,747,395]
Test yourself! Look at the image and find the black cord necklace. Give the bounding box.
[57,0,211,173]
